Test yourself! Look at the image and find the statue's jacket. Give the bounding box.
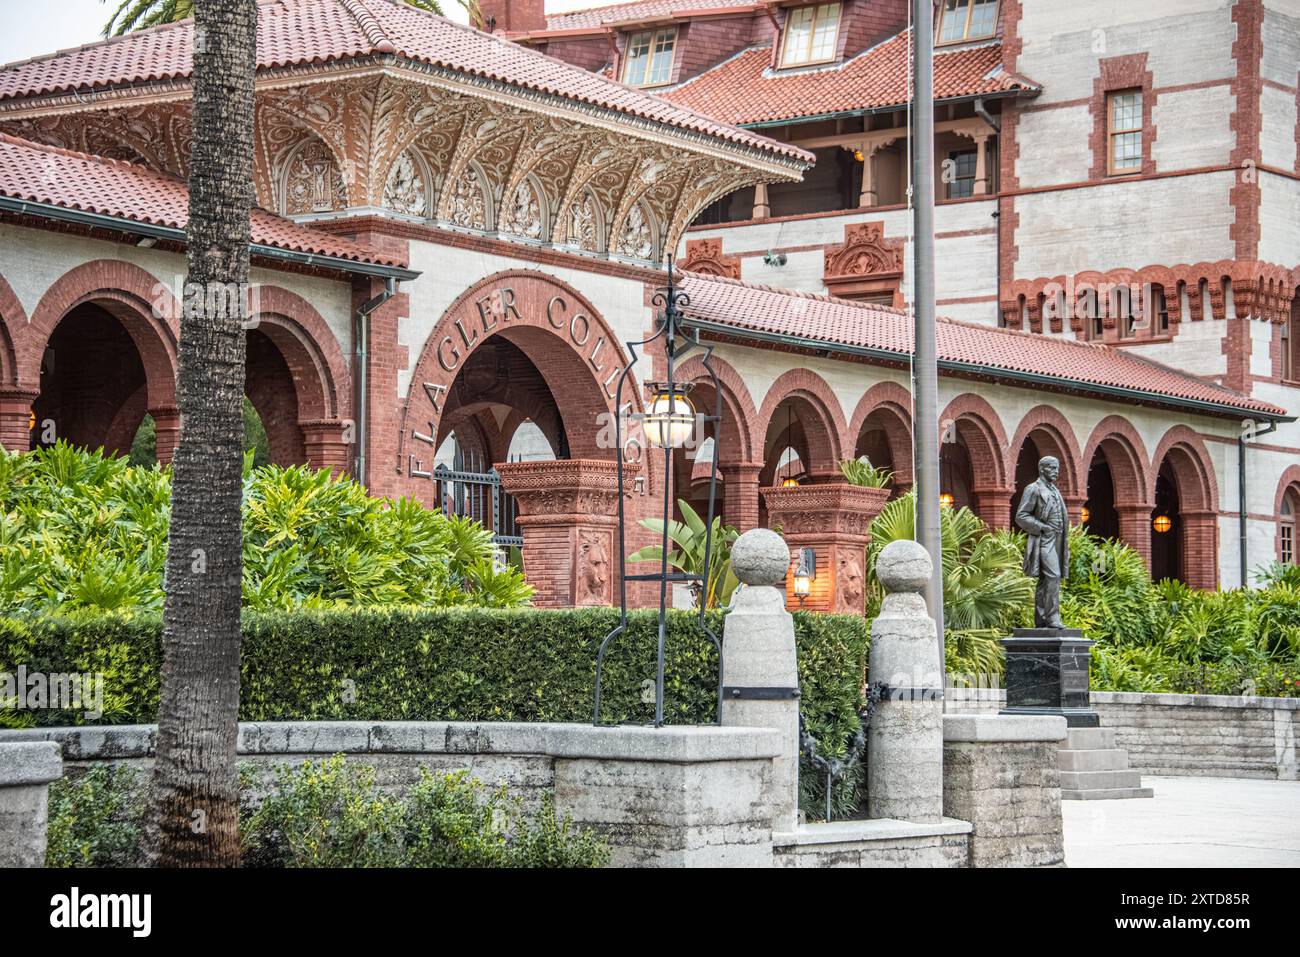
[1015,479,1070,578]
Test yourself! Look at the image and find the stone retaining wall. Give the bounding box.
[944,689,1299,780]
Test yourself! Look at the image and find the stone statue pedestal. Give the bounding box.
[1000,629,1100,728]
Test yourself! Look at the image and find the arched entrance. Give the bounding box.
[674,355,759,530]
[24,261,179,460]
[1007,407,1084,523]
[938,394,1010,526]
[849,381,913,497]
[757,370,845,527]
[400,270,636,607]
[1149,426,1219,589]
[1082,416,1152,564]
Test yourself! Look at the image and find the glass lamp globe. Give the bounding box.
[644,386,695,449]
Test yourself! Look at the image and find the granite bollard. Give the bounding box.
[720,527,801,834]
[0,741,62,867]
[867,540,944,823]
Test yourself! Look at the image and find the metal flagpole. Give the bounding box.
[911,0,945,672]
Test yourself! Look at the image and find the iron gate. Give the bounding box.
[433,449,522,547]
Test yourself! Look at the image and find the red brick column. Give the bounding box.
[150,406,181,465]
[761,483,889,614]
[1180,510,1220,591]
[1115,504,1154,569]
[302,420,352,476]
[0,389,37,453]
[497,459,622,608]
[973,486,1014,530]
[1064,494,1088,525]
[719,461,761,531]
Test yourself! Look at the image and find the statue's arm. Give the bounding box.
[1015,486,1046,535]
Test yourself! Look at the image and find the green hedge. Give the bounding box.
[0,606,867,736]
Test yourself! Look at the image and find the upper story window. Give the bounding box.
[938,0,998,44]
[623,28,677,87]
[781,3,842,67]
[1107,90,1144,174]
[946,149,977,199]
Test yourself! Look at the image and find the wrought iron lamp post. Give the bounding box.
[594,257,725,727]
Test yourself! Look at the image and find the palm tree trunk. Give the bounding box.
[143,0,257,867]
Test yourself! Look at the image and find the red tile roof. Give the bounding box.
[543,0,757,31]
[664,32,1038,126]
[678,272,1289,419]
[0,0,809,166]
[0,133,403,268]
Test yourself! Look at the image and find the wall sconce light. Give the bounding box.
[1152,514,1173,534]
[853,147,865,163]
[643,382,695,449]
[793,547,816,602]
[939,492,955,509]
[1080,506,1090,524]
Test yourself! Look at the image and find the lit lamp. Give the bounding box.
[1153,514,1173,534]
[939,492,955,509]
[643,382,695,449]
[1080,506,1091,524]
[853,147,865,163]
[782,476,800,488]
[793,547,817,602]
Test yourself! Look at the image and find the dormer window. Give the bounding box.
[780,2,841,68]
[623,28,677,87]
[937,0,998,44]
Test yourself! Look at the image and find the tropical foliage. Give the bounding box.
[838,456,893,489]
[0,443,530,615]
[866,491,1033,678]
[629,499,740,609]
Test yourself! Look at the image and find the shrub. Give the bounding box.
[45,765,144,867]
[0,443,530,615]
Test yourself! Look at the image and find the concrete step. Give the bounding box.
[1059,748,1129,772]
[1059,768,1144,790]
[1066,727,1116,750]
[1061,786,1155,801]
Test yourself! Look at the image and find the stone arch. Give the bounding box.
[248,286,351,422]
[1149,424,1220,589]
[848,381,914,489]
[1276,465,1300,564]
[1082,416,1152,507]
[398,269,635,495]
[938,393,1009,489]
[1006,405,1084,498]
[0,271,25,388]
[757,368,847,485]
[674,353,759,466]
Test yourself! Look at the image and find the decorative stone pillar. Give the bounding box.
[0,389,37,453]
[1115,504,1154,569]
[0,742,62,867]
[150,406,181,465]
[867,540,944,824]
[721,528,800,835]
[496,459,621,608]
[1064,494,1087,525]
[761,483,889,614]
[719,461,762,532]
[302,420,352,476]
[752,182,771,220]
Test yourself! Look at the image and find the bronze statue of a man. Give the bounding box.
[1015,455,1070,629]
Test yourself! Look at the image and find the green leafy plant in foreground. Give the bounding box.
[839,455,893,489]
[629,498,739,609]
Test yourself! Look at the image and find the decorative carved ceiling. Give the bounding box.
[0,67,802,264]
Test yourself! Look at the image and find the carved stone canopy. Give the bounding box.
[0,65,804,266]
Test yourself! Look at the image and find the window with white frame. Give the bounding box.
[781,3,842,67]
[1282,490,1297,565]
[622,28,677,87]
[946,149,977,199]
[938,0,998,44]
[1107,89,1144,174]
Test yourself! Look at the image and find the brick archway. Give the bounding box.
[1006,406,1084,498]
[1150,425,1220,589]
[1273,465,1300,564]
[939,393,1011,526]
[848,381,914,490]
[0,272,31,451]
[674,353,761,529]
[1082,415,1153,562]
[758,368,847,485]
[24,260,181,460]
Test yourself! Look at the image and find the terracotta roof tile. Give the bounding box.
[664,31,1038,126]
[0,132,402,268]
[0,0,809,166]
[544,0,756,31]
[678,272,1288,419]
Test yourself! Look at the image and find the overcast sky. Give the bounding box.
[0,0,596,66]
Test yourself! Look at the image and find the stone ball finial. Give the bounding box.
[876,540,932,594]
[730,528,791,587]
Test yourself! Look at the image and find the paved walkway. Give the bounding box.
[1063,775,1300,867]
